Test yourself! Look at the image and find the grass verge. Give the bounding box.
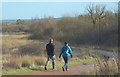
[2,57,95,75]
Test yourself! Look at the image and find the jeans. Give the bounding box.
[63,55,70,70]
[45,55,55,69]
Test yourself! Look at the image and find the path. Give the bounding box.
[18,63,95,75]
[95,49,118,58]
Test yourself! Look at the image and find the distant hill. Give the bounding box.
[1,19,30,22]
[0,17,60,22]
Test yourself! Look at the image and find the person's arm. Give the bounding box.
[45,44,49,55]
[68,46,73,58]
[46,44,47,51]
[53,44,55,49]
[52,44,55,55]
[44,44,48,56]
[53,44,55,52]
[59,47,63,58]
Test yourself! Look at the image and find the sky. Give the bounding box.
[0,2,118,20]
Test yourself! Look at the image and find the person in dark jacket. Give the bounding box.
[59,42,73,71]
[45,39,55,70]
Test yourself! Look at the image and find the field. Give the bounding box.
[1,34,99,75]
[1,34,118,75]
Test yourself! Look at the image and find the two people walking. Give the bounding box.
[45,39,73,71]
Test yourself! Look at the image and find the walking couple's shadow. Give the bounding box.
[29,67,59,72]
[29,67,43,71]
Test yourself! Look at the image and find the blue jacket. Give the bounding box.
[59,45,73,57]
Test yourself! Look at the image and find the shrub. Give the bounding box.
[3,59,21,71]
[93,57,118,75]
[21,61,31,68]
[34,57,46,66]
[19,55,33,68]
[18,41,45,56]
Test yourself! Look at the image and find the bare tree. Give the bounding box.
[87,3,106,25]
[86,3,107,47]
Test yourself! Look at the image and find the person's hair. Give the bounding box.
[49,39,53,43]
[65,42,68,45]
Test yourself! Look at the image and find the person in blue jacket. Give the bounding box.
[59,42,73,71]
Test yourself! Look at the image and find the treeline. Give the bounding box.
[28,13,118,47]
[1,19,31,32]
[2,5,118,47]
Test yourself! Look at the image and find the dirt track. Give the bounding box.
[18,63,95,75]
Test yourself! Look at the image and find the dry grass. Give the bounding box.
[94,57,118,75]
[2,34,116,75]
[3,55,46,71]
[2,35,46,71]
[34,57,46,66]
[81,57,118,75]
[3,57,21,71]
[2,35,28,54]
[2,35,95,72]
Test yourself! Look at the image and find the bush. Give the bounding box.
[2,55,47,71]
[18,41,45,56]
[21,61,31,68]
[94,58,118,75]
[34,57,46,66]
[3,59,21,71]
[19,55,34,68]
[28,13,118,48]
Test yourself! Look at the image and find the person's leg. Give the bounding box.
[62,56,68,71]
[62,56,65,71]
[45,56,50,70]
[65,56,69,71]
[51,55,55,70]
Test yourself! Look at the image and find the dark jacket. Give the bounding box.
[46,43,55,56]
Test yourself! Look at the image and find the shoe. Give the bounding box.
[62,67,65,71]
[66,69,69,71]
[45,66,47,70]
[65,66,68,71]
[52,68,55,70]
